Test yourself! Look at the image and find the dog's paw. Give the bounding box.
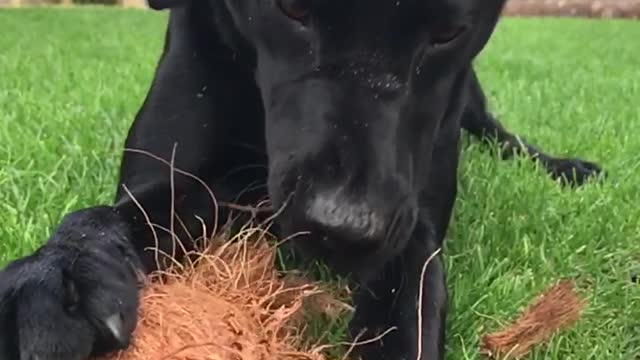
[544,157,603,187]
[0,207,142,360]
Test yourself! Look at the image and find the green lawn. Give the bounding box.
[1,8,639,360]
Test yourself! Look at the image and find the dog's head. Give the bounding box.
[152,0,506,277]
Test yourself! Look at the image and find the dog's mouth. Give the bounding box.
[274,206,419,280]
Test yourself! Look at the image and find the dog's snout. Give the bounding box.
[304,190,385,241]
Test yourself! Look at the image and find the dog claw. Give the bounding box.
[105,313,126,346]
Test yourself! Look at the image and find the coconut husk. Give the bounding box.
[480,279,587,359]
[97,226,353,360]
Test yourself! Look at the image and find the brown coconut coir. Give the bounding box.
[480,280,587,359]
[97,226,352,360]
[95,228,586,360]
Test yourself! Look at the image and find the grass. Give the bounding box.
[0,7,639,360]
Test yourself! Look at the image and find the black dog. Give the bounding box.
[0,1,601,359]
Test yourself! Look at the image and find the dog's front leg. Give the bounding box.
[349,225,447,360]
[462,68,603,186]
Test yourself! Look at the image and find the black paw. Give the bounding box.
[0,207,142,360]
[545,157,603,187]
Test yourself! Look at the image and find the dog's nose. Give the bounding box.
[303,190,386,242]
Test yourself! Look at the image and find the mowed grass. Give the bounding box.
[1,8,639,359]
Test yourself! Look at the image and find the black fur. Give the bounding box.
[0,1,601,359]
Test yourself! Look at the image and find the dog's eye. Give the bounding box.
[277,0,311,22]
[431,25,467,46]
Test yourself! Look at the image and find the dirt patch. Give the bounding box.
[503,0,640,19]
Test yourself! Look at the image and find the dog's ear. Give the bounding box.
[146,0,190,10]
